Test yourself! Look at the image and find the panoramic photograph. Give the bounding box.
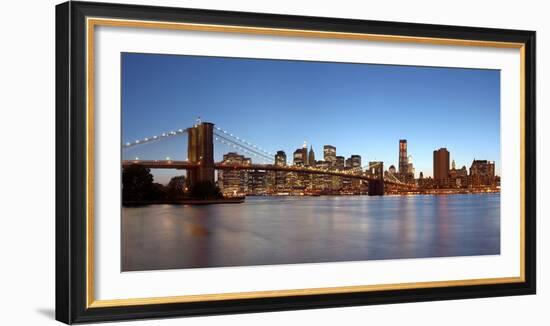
[121,52,500,272]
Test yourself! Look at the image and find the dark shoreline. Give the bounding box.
[123,197,245,206]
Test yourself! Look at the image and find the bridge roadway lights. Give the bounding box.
[368,179,385,196]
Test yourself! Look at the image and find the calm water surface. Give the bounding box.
[122,194,500,271]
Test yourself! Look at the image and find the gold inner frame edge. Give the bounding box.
[85,17,527,309]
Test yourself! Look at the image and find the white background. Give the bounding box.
[0,0,546,325]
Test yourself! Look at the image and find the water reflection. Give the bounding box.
[121,194,500,271]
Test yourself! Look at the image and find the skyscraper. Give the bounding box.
[293,142,307,166]
[323,145,336,166]
[407,155,415,175]
[292,143,309,190]
[274,150,287,166]
[248,171,267,195]
[350,155,362,169]
[349,155,363,191]
[308,146,316,167]
[345,157,352,168]
[469,159,496,186]
[469,160,495,177]
[218,152,250,196]
[399,139,408,175]
[273,150,288,193]
[433,148,450,182]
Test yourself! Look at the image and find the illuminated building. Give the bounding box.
[218,152,250,196]
[350,155,362,169]
[342,156,353,193]
[314,160,332,192]
[247,170,267,195]
[349,155,362,190]
[403,155,415,184]
[330,156,344,191]
[336,156,345,169]
[469,159,496,186]
[275,150,287,166]
[345,157,352,168]
[407,155,414,175]
[273,150,288,192]
[433,148,450,186]
[308,146,316,167]
[399,139,408,175]
[292,143,308,191]
[323,145,336,166]
[418,171,426,188]
[449,162,468,188]
[293,148,306,166]
[397,140,415,184]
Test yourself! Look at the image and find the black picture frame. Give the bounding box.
[56,1,536,324]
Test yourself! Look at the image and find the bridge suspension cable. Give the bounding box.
[385,172,409,186]
[363,161,383,171]
[122,128,187,149]
[120,123,279,164]
[386,172,399,182]
[122,123,386,176]
[214,132,273,164]
[214,126,275,158]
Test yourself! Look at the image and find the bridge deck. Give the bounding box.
[122,160,416,188]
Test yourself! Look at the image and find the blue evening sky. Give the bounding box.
[121,52,500,184]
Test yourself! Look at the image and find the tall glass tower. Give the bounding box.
[399,139,408,175]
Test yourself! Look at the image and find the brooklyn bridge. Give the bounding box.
[122,121,418,195]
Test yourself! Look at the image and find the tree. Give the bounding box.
[149,182,168,201]
[190,180,223,200]
[122,164,155,202]
[167,175,186,200]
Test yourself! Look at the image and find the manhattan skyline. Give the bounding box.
[122,52,500,184]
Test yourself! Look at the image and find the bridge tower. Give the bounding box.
[368,161,385,196]
[187,122,215,188]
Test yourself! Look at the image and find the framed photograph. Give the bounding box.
[56,1,536,324]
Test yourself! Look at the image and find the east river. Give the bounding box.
[122,194,500,271]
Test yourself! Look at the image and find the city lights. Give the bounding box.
[122,122,498,196]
